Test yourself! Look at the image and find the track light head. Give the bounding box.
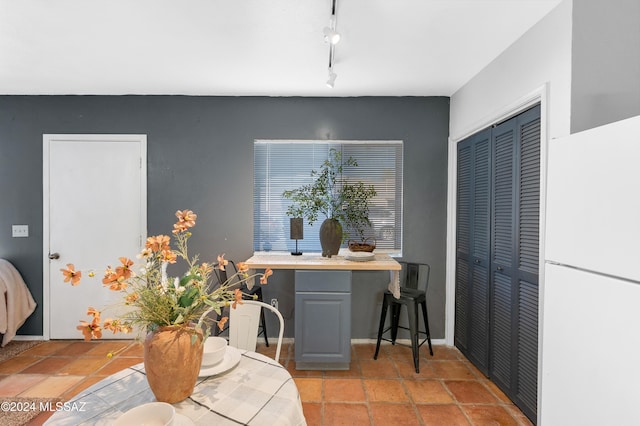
[326,70,337,88]
[323,26,341,45]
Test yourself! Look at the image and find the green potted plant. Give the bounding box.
[282,148,377,257]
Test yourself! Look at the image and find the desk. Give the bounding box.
[244,250,401,296]
[44,350,306,426]
[245,251,401,370]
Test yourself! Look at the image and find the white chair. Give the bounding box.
[229,300,284,362]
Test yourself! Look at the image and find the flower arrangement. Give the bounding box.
[61,209,273,342]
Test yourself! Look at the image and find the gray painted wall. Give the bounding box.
[571,0,640,133]
[0,95,449,340]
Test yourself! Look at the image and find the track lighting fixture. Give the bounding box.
[323,25,341,45]
[324,0,339,88]
[326,69,337,88]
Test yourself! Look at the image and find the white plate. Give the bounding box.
[198,346,242,377]
[174,413,195,426]
[345,251,375,262]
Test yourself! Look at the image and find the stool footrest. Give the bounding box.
[378,325,431,349]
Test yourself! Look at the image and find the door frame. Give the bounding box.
[42,134,147,340]
[446,85,548,425]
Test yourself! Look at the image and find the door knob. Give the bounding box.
[48,253,60,260]
[496,266,503,271]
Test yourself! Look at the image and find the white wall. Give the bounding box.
[449,0,572,141]
[570,0,640,133]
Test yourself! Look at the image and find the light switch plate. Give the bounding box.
[12,225,29,238]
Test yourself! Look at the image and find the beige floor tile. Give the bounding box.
[363,379,409,403]
[0,356,39,374]
[58,356,111,376]
[404,379,455,404]
[294,377,323,402]
[324,378,365,402]
[370,402,421,425]
[430,360,475,380]
[0,374,48,396]
[360,359,399,378]
[19,341,72,357]
[95,357,143,376]
[19,376,85,398]
[445,380,498,404]
[20,357,75,375]
[301,402,322,426]
[323,403,370,426]
[463,405,520,426]
[85,341,131,357]
[417,404,471,425]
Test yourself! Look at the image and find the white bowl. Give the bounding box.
[202,336,227,367]
[114,402,175,426]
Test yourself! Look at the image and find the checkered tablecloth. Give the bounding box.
[44,350,306,426]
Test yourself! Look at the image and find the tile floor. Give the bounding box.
[0,340,533,425]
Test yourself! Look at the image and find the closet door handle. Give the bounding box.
[474,259,481,264]
[496,266,503,271]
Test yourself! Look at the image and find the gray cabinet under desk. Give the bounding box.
[243,251,401,370]
[294,270,351,370]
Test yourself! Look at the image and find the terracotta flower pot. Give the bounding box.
[143,325,204,403]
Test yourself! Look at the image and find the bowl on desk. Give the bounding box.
[114,402,175,425]
[202,336,227,367]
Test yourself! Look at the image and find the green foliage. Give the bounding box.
[282,149,377,240]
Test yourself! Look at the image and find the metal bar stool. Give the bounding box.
[374,262,433,373]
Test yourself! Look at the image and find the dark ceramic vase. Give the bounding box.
[319,218,342,258]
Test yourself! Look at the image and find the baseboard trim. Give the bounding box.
[11,335,46,341]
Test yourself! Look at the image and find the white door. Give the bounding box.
[43,134,146,339]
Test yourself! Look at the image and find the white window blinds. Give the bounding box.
[253,140,403,254]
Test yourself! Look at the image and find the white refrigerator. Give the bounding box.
[541,115,640,425]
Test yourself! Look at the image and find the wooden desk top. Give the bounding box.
[244,250,401,271]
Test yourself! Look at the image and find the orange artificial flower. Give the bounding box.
[236,262,249,273]
[108,277,128,291]
[86,307,100,320]
[176,209,197,226]
[103,318,132,335]
[231,288,243,309]
[77,318,102,341]
[199,262,213,274]
[115,257,134,280]
[217,316,228,331]
[160,249,177,264]
[102,266,116,285]
[125,293,139,304]
[217,254,229,271]
[145,235,171,252]
[137,248,153,260]
[61,264,82,286]
[260,268,273,285]
[173,210,197,234]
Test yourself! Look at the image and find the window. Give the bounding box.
[253,140,403,255]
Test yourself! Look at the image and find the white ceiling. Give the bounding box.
[0,0,562,97]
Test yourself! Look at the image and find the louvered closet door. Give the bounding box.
[490,118,516,392]
[514,105,540,421]
[490,105,540,422]
[455,129,491,374]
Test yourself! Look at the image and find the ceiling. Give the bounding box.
[0,0,562,97]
